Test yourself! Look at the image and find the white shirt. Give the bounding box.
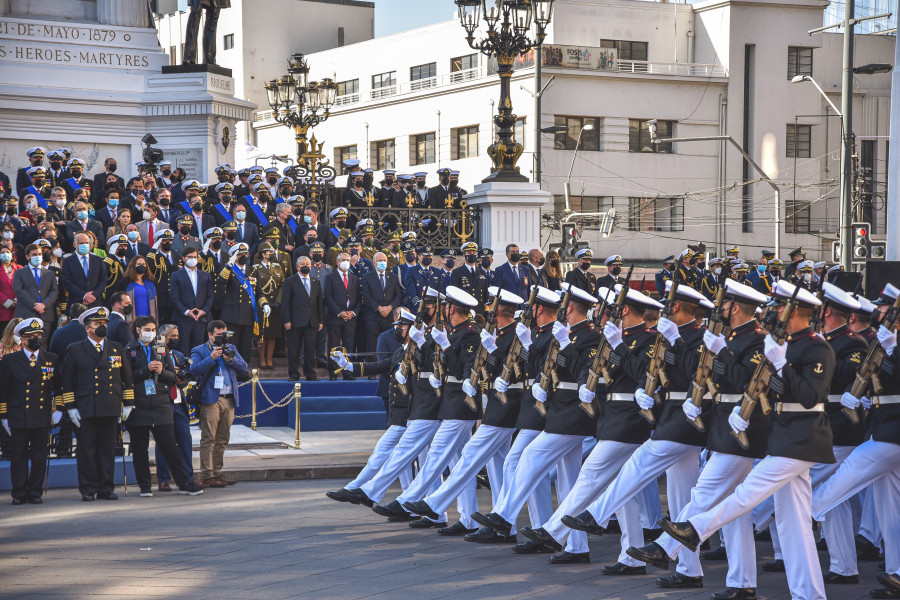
[24,348,39,363]
[185,267,198,296]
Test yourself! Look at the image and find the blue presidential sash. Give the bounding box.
[65,177,81,192]
[25,185,48,210]
[243,194,254,205]
[214,203,232,223]
[330,227,340,238]
[230,264,259,335]
[287,218,297,236]
[180,200,191,214]
[250,203,269,226]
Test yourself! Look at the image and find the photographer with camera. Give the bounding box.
[190,320,248,488]
[153,324,197,492]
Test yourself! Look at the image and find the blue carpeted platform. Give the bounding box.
[236,379,386,431]
[0,457,135,492]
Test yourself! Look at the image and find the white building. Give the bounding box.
[251,0,894,263]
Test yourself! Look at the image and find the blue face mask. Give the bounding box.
[350,248,359,256]
[108,198,119,208]
[76,211,88,221]
[303,215,312,224]
[30,255,42,267]
[127,231,140,242]
[235,211,246,221]
[757,265,766,274]
[77,243,90,256]
[422,257,432,267]
[376,261,387,272]
[444,259,455,270]
[404,252,416,263]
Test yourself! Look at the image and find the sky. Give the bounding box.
[374,1,455,37]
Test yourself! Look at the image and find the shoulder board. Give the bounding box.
[103,257,113,265]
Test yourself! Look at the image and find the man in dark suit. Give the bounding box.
[146,230,180,324]
[95,189,125,233]
[16,147,46,198]
[220,244,259,362]
[374,310,402,420]
[187,203,216,247]
[428,167,461,209]
[323,253,360,380]
[64,200,106,251]
[493,243,531,299]
[106,291,134,347]
[153,188,182,230]
[13,244,59,341]
[564,248,597,295]
[50,303,88,356]
[282,256,324,381]
[60,233,107,309]
[262,203,296,256]
[231,203,259,257]
[169,246,214,355]
[123,225,151,262]
[361,252,401,356]
[297,203,334,249]
[90,158,124,206]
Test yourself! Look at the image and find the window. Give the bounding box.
[371,71,397,99]
[600,39,648,61]
[413,132,436,165]
[336,145,358,165]
[786,200,812,233]
[411,62,436,81]
[514,117,526,146]
[628,197,684,232]
[453,126,479,159]
[338,26,345,47]
[553,116,600,151]
[629,119,673,153]
[553,195,612,215]
[336,79,359,96]
[223,34,234,50]
[786,124,811,158]
[787,47,813,79]
[451,54,478,72]
[375,139,395,170]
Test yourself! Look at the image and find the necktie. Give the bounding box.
[111,209,116,220]
[33,267,40,286]
[343,273,348,290]
[95,343,102,353]
[239,223,244,239]
[303,277,310,295]
[82,256,89,277]
[380,274,385,290]
[148,222,154,245]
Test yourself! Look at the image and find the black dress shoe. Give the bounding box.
[625,542,670,571]
[464,526,517,544]
[512,540,556,554]
[438,521,478,536]
[857,534,883,561]
[470,512,512,536]
[754,528,771,541]
[601,562,646,576]
[762,559,785,572]
[561,511,604,536]
[287,376,300,382]
[658,518,700,553]
[372,499,408,519]
[549,551,590,564]
[604,519,622,534]
[644,527,663,542]
[27,497,43,505]
[402,500,440,521]
[701,544,728,560]
[97,492,118,500]
[328,374,337,381]
[870,589,900,599]
[409,517,446,528]
[710,587,757,600]
[305,374,319,381]
[878,574,900,592]
[657,573,703,588]
[81,494,95,502]
[387,512,412,522]
[343,488,374,507]
[325,488,354,503]
[816,537,829,551]
[823,571,859,584]
[11,497,26,505]
[520,527,563,552]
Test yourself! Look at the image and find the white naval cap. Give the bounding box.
[14,318,44,336]
[423,287,440,301]
[487,285,525,306]
[414,171,427,178]
[604,255,623,267]
[723,279,769,305]
[264,167,278,174]
[350,171,365,177]
[342,158,361,167]
[79,306,111,325]
[854,295,877,314]
[769,279,822,308]
[874,283,900,305]
[561,281,599,305]
[813,261,827,269]
[26,146,47,156]
[575,248,592,260]
[229,243,249,257]
[393,308,416,325]
[615,283,665,310]
[664,279,716,310]
[277,176,294,186]
[445,285,478,308]
[215,182,234,193]
[797,260,815,271]
[203,227,224,238]
[533,285,562,307]
[595,286,617,305]
[249,165,264,173]
[822,282,861,313]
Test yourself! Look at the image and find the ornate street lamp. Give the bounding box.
[265,52,339,198]
[456,0,555,182]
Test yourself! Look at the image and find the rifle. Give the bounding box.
[396,286,431,395]
[809,270,827,334]
[465,292,502,411]
[586,267,634,396]
[643,274,680,424]
[687,265,730,431]
[535,285,572,416]
[496,286,539,404]
[432,292,446,399]
[730,282,802,450]
[848,292,900,420]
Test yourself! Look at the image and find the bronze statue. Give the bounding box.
[183,0,231,66]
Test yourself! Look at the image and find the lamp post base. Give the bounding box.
[481,169,530,184]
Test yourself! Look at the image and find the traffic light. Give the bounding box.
[562,223,578,258]
[852,222,872,261]
[870,240,887,260]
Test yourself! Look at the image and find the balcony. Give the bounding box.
[615,60,726,78]
[370,85,398,100]
[410,77,438,91]
[335,93,360,106]
[449,68,479,84]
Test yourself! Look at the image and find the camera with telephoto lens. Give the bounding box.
[141,133,164,175]
[217,330,235,358]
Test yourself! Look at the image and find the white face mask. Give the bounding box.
[802,273,812,282]
[140,330,156,343]
[54,199,66,208]
[712,267,722,277]
[13,335,21,345]
[2,231,13,240]
[52,247,63,258]
[185,257,198,268]
[142,211,151,221]
[339,260,350,272]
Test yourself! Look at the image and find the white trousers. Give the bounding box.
[347,425,408,490]
[689,456,826,600]
[641,478,664,529]
[494,432,584,533]
[858,484,883,547]
[424,425,514,517]
[541,439,641,560]
[396,419,478,528]
[812,439,900,577]
[585,439,701,573]
[498,429,553,532]
[361,419,440,504]
[657,452,757,587]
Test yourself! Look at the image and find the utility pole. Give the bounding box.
[888,0,900,261]
[534,45,542,188]
[838,0,855,269]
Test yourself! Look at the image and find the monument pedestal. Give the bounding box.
[464,181,551,253]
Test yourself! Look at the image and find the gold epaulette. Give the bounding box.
[122,389,134,402]
[61,392,75,406]
[220,268,231,279]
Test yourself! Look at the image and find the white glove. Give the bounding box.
[68,408,81,428]
[51,410,62,425]
[494,377,510,393]
[123,406,134,421]
[462,379,477,397]
[409,324,426,347]
[1,419,9,435]
[531,382,547,403]
[840,392,861,410]
[604,320,623,349]
[431,327,450,350]
[394,369,407,385]
[728,405,749,432]
[480,329,497,353]
[656,317,680,345]
[333,351,349,369]
[635,388,655,410]
[429,374,441,389]
[703,330,726,356]
[262,304,272,318]
[227,253,238,267]
[877,324,897,356]
[763,335,787,372]
[515,322,532,349]
[682,399,702,420]
[552,321,571,350]
[861,396,872,410]
[578,384,595,404]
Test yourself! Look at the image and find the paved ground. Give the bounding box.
[1,479,884,600]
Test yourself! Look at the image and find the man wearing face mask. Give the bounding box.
[450,241,488,314]
[157,161,173,188]
[405,245,441,311]
[44,150,67,189]
[306,241,333,368]
[411,172,429,207]
[361,251,401,360]
[323,252,360,381]
[380,231,403,270]
[343,171,367,207]
[478,247,497,287]
[230,202,260,258]
[428,167,455,209]
[61,232,107,309]
[61,158,91,204]
[219,244,261,363]
[103,234,131,297]
[200,227,227,320]
[123,224,149,262]
[438,249,458,293]
[171,246,214,355]
[298,203,332,247]
[61,306,135,501]
[172,214,200,257]
[292,229,318,264]
[16,147,46,198]
[23,167,51,210]
[210,182,235,226]
[753,258,776,296]
[184,187,214,247]
[275,176,295,203]
[105,290,134,348]
[65,200,105,252]
[358,224,378,262]
[376,169,400,207]
[246,182,275,229]
[346,235,374,281]
[90,158,124,205]
[152,188,180,230]
[262,167,279,196]
[46,187,70,222]
[790,260,816,291]
[395,241,418,312]
[783,247,806,280]
[262,203,296,258]
[146,229,179,324]
[656,255,676,297]
[282,256,324,381]
[96,189,123,234]
[562,247,596,296]
[205,165,233,204]
[13,244,59,343]
[596,255,624,296]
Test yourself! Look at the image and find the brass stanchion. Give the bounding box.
[250,368,259,431]
[293,383,302,449]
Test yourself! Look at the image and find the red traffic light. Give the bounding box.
[856,227,867,236]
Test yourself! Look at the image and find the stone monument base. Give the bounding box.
[464,181,551,254]
[162,63,233,77]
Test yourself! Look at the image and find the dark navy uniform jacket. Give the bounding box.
[824,324,868,446]
[482,322,523,428]
[597,323,655,443]
[437,319,481,421]
[544,320,601,438]
[516,322,551,432]
[0,349,60,429]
